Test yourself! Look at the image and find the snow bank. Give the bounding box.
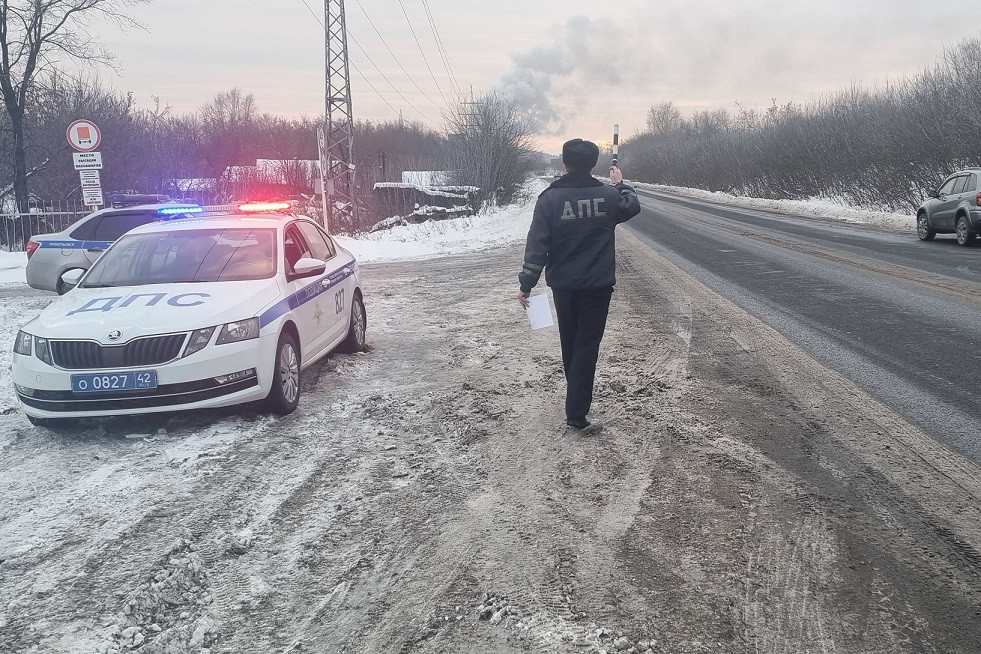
[633,182,915,233]
[0,251,26,284]
[338,180,545,263]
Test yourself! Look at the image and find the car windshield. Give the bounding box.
[80,228,277,287]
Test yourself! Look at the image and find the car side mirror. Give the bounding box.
[292,257,326,278]
[928,190,939,199]
[60,268,84,291]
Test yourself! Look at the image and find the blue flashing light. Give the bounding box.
[157,205,204,216]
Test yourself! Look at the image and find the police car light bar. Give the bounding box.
[237,201,293,214]
[157,205,204,216]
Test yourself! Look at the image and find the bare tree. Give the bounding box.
[0,0,147,213]
[199,88,257,180]
[446,92,537,209]
[646,101,683,134]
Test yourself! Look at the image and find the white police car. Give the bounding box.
[12,202,367,426]
[25,197,203,294]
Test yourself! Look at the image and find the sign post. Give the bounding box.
[67,119,104,210]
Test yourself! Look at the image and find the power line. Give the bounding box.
[419,0,461,97]
[347,30,437,124]
[395,0,448,106]
[300,0,438,127]
[351,61,408,119]
[351,0,445,112]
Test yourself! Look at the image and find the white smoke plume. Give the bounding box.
[494,15,624,134]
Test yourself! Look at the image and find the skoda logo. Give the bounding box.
[107,330,121,341]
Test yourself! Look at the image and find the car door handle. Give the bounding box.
[321,279,331,287]
[86,247,104,253]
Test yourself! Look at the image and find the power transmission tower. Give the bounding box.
[320,0,357,232]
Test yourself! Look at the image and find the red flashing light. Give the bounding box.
[25,241,39,259]
[976,192,981,207]
[237,201,292,214]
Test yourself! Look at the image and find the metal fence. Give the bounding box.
[0,197,335,252]
[1,206,92,252]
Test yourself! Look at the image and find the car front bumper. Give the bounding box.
[12,332,278,418]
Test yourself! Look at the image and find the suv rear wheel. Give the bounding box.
[917,213,935,241]
[956,215,975,246]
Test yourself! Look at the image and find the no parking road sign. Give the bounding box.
[67,119,101,152]
[68,119,104,206]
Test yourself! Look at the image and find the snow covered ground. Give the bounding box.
[0,250,27,284]
[0,182,962,654]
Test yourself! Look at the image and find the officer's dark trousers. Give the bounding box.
[551,286,613,421]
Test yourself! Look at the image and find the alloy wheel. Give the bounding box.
[917,214,935,241]
[279,343,299,404]
[956,217,974,246]
[353,300,366,347]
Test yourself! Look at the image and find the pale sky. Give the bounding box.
[89,0,980,153]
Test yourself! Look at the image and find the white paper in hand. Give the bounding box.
[526,293,554,330]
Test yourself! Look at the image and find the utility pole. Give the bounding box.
[320,0,357,232]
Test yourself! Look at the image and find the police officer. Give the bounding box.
[517,138,642,432]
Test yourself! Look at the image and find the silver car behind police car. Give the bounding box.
[25,199,203,293]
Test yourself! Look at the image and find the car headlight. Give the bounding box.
[33,336,53,365]
[216,318,260,345]
[183,326,216,357]
[14,330,32,356]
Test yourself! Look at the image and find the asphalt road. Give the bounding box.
[627,190,981,462]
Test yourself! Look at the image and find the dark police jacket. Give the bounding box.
[519,172,642,293]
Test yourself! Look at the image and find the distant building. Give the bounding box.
[402,171,451,186]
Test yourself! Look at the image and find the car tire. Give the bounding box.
[26,414,78,429]
[956,215,975,246]
[340,292,367,353]
[265,330,301,415]
[917,213,935,241]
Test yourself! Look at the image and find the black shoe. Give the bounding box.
[567,417,604,435]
